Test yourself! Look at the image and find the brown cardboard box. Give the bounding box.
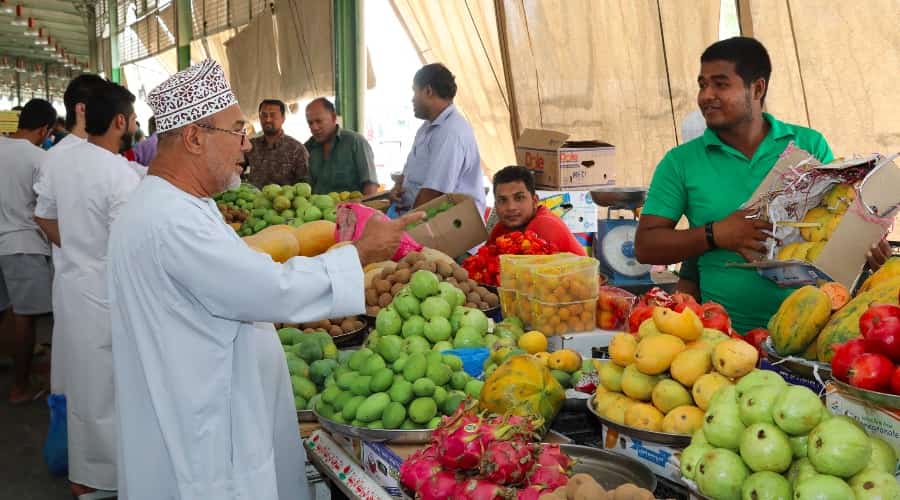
[406,193,488,259]
[515,128,616,189]
[735,150,900,289]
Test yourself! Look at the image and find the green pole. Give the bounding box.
[333,0,364,132]
[175,0,192,70]
[107,0,120,83]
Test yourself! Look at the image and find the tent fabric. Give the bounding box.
[391,0,517,178]
[275,0,335,103]
[225,12,282,117]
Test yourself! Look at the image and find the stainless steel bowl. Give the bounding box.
[560,444,657,492]
[590,187,648,210]
[830,378,900,409]
[762,338,832,381]
[313,410,434,444]
[586,398,691,448]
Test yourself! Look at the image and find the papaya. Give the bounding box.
[858,257,900,294]
[290,220,337,257]
[242,225,300,262]
[817,276,900,362]
[768,286,831,356]
[479,354,564,427]
[820,282,850,310]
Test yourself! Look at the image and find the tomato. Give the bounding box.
[848,353,895,392]
[830,338,868,382]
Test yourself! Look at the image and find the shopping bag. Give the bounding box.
[42,393,68,476]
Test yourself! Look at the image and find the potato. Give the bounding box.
[573,481,608,500]
[566,473,595,499]
[378,293,393,307]
[340,318,357,332]
[397,261,411,270]
[328,325,343,337]
[390,282,405,295]
[485,294,499,307]
[353,320,365,330]
[465,302,477,308]
[475,286,490,297]
[467,292,481,304]
[423,261,438,273]
[380,267,393,280]
[445,277,458,285]
[478,301,489,310]
[374,279,391,294]
[436,261,454,278]
[394,269,411,284]
[453,268,469,282]
[366,306,380,316]
[608,484,652,500]
[466,279,478,289]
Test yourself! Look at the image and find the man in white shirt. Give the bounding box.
[34,81,141,499]
[0,99,56,404]
[391,63,486,216]
[108,60,422,500]
[34,73,110,398]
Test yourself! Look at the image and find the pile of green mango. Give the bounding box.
[480,317,526,378]
[215,182,364,236]
[405,200,455,230]
[279,327,339,411]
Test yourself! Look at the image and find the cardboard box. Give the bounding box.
[734,150,900,289]
[825,381,900,477]
[516,129,616,189]
[536,190,599,233]
[406,193,488,259]
[547,329,616,358]
[599,426,685,483]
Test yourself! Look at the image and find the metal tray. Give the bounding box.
[586,398,691,448]
[313,409,434,444]
[762,338,832,381]
[830,377,900,409]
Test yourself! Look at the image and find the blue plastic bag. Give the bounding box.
[43,393,68,476]
[442,348,490,378]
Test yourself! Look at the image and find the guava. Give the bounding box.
[772,385,823,435]
[375,335,404,363]
[421,296,452,320]
[303,205,323,222]
[311,194,335,210]
[794,474,854,500]
[459,307,489,335]
[403,335,431,354]
[393,292,421,320]
[450,306,466,331]
[695,448,749,500]
[739,423,793,473]
[294,182,312,198]
[375,307,402,336]
[409,270,440,299]
[401,315,426,338]
[423,317,452,344]
[691,429,709,447]
[432,341,453,353]
[738,384,782,426]
[453,326,484,348]
[680,443,712,480]
[849,470,900,498]
[494,322,524,340]
[740,471,792,500]
[482,334,499,347]
[807,416,872,478]
[703,400,746,451]
[504,316,525,330]
[786,458,818,488]
[708,385,738,409]
[734,369,787,400]
[273,195,291,211]
[437,282,464,310]
[858,436,898,475]
[293,196,310,211]
[262,184,281,200]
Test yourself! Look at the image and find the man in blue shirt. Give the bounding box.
[391,63,485,216]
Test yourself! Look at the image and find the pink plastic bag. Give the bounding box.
[334,203,423,261]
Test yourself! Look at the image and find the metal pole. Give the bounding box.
[44,63,49,100]
[15,71,21,106]
[107,0,120,83]
[175,0,192,70]
[86,4,100,73]
[333,0,364,132]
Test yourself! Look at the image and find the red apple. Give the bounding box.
[891,366,900,395]
[864,317,900,363]
[860,304,900,338]
[848,353,895,392]
[701,302,732,333]
[628,305,655,333]
[830,338,868,382]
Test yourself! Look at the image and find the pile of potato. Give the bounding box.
[364,251,499,316]
[217,203,249,224]
[279,316,366,338]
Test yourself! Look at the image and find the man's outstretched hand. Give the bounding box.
[354,211,426,267]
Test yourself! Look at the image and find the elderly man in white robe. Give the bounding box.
[108,60,422,500]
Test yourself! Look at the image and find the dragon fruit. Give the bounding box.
[532,444,574,471]
[453,478,516,500]
[399,446,442,491]
[516,485,553,500]
[524,463,569,491]
[417,471,460,500]
[479,439,535,486]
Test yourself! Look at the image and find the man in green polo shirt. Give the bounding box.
[305,97,378,195]
[636,37,838,333]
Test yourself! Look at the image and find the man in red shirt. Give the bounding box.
[488,166,586,256]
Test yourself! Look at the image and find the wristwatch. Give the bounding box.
[705,222,718,250]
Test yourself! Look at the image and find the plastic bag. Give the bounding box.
[334,203,422,261]
[596,286,637,330]
[43,393,68,476]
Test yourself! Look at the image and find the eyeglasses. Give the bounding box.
[195,123,247,146]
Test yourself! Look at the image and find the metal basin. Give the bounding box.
[590,187,648,210]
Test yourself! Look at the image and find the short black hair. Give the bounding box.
[259,99,286,115]
[308,97,335,114]
[701,37,772,104]
[63,74,109,130]
[493,165,536,196]
[413,63,457,100]
[17,99,57,131]
[148,116,156,135]
[85,82,135,136]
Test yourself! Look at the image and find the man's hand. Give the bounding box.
[354,212,426,267]
[712,209,773,262]
[389,184,405,206]
[868,237,893,271]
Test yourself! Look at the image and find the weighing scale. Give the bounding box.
[590,187,654,287]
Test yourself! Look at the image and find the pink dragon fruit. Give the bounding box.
[417,471,460,500]
[453,478,516,500]
[516,485,553,500]
[479,439,535,486]
[524,463,569,491]
[532,444,574,471]
[399,446,442,491]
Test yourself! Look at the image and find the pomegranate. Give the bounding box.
[830,339,868,382]
[863,316,900,363]
[891,366,900,395]
[848,353,895,392]
[701,302,732,333]
[859,304,900,338]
